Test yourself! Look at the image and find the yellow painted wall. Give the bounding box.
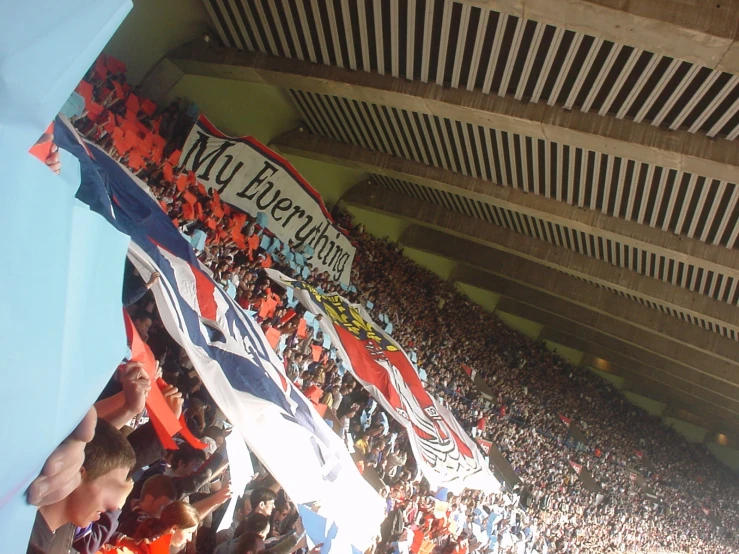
[624,391,666,416]
[104,0,209,83]
[402,248,457,281]
[587,367,625,390]
[663,417,708,443]
[707,443,739,472]
[456,283,501,313]
[495,312,542,339]
[543,340,583,366]
[165,77,302,144]
[346,207,407,242]
[287,157,366,206]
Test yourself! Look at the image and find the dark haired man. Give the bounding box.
[249,487,277,517]
[27,419,136,554]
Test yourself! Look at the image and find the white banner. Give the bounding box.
[180,116,355,284]
[217,433,253,533]
[128,244,383,549]
[267,269,500,494]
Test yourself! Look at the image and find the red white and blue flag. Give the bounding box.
[268,270,500,494]
[54,118,383,549]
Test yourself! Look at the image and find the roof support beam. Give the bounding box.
[579,355,720,429]
[459,0,739,73]
[618,375,735,433]
[338,179,739,340]
[167,40,739,181]
[444,262,739,373]
[537,327,739,412]
[493,303,739,420]
[497,298,739,397]
[615,374,734,429]
[271,132,739,307]
[613,371,736,434]
[597,365,729,429]
[444,265,739,391]
[401,223,739,342]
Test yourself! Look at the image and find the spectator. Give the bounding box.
[117,474,177,536]
[104,501,200,553]
[249,488,277,517]
[39,55,738,554]
[28,419,136,553]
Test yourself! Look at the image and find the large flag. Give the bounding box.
[268,270,499,493]
[54,118,384,549]
[633,449,657,473]
[179,116,355,284]
[568,460,602,493]
[461,363,495,398]
[626,467,660,502]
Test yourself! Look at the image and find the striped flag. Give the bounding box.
[54,118,384,549]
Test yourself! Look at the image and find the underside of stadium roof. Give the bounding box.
[129,0,739,439]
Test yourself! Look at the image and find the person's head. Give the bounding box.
[51,419,136,528]
[133,314,154,341]
[271,497,291,528]
[139,474,177,517]
[135,500,200,548]
[243,512,271,538]
[368,423,384,437]
[234,494,251,523]
[236,531,265,554]
[250,487,277,516]
[164,502,201,548]
[204,425,226,448]
[170,445,206,476]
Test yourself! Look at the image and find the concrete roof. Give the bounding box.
[159,0,739,432]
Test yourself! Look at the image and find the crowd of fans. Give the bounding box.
[28,54,739,554]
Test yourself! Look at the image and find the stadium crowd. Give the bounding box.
[26,54,739,554]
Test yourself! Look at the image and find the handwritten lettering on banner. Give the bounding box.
[180,117,355,284]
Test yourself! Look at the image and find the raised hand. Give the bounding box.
[120,361,151,415]
[160,384,184,419]
[27,407,97,506]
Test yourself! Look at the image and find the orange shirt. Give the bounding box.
[98,533,171,554]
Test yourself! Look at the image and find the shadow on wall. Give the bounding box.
[104,0,210,84]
